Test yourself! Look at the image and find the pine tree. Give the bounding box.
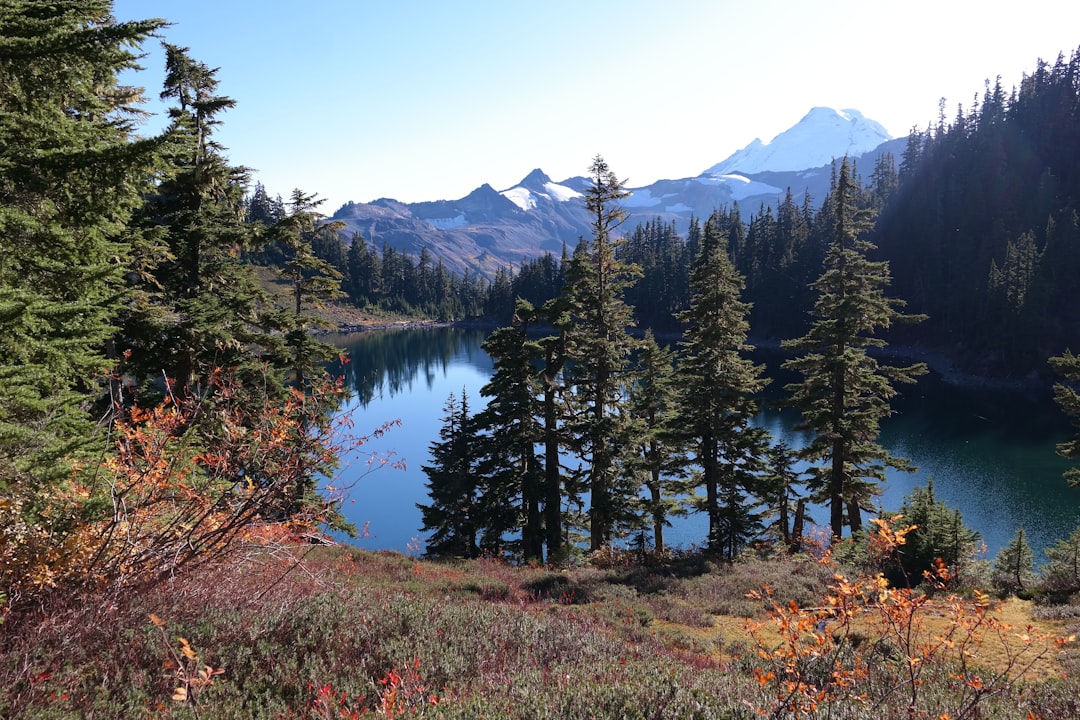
[536,296,572,557]
[271,189,345,387]
[676,214,771,559]
[889,482,980,587]
[1049,349,1080,487]
[127,43,271,399]
[245,181,284,227]
[627,331,688,553]
[991,527,1036,597]
[760,441,805,553]
[1041,526,1080,598]
[474,306,544,560]
[563,156,642,550]
[0,1,170,605]
[418,391,481,558]
[783,158,927,538]
[0,3,163,487]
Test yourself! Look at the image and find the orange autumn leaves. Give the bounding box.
[3,368,360,606]
[748,517,1071,719]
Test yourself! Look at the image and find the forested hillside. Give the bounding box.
[874,55,1080,376]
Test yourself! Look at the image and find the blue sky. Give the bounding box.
[112,1,1080,211]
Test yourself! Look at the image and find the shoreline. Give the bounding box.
[329,317,1056,394]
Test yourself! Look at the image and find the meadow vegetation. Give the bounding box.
[3,520,1079,719]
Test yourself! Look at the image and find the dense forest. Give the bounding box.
[418,156,936,565]
[414,48,1080,566]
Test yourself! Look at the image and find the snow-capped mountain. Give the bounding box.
[500,168,583,211]
[703,107,892,176]
[330,108,903,278]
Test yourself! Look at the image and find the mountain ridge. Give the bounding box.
[330,107,903,277]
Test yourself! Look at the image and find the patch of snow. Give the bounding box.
[428,214,468,230]
[664,203,693,214]
[500,186,536,211]
[622,188,661,208]
[543,181,581,202]
[692,174,783,201]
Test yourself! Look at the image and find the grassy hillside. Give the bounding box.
[2,545,1078,719]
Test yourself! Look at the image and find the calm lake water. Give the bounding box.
[327,327,1080,563]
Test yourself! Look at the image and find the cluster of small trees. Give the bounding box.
[420,156,928,562]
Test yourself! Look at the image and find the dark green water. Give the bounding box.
[328,327,1080,562]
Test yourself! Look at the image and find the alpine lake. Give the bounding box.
[324,326,1080,564]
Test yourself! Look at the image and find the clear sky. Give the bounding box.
[111,1,1080,211]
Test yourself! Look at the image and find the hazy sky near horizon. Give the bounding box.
[112,1,1080,211]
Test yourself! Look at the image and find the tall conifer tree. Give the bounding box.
[474,304,545,560]
[782,158,926,538]
[676,215,771,559]
[0,1,163,484]
[563,156,642,550]
[1048,349,1080,487]
[418,391,481,558]
[627,331,688,553]
[0,1,165,599]
[272,189,345,388]
[128,44,270,398]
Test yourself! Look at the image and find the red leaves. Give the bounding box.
[307,658,452,719]
[67,366,361,592]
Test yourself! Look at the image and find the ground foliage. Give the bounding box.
[2,525,1078,719]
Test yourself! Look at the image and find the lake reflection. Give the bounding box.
[327,327,1080,561]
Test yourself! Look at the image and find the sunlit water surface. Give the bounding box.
[326,327,1080,563]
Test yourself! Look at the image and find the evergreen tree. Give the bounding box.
[271,189,345,387]
[676,214,771,559]
[1049,349,1080,487]
[418,391,481,558]
[1041,526,1080,598]
[484,266,514,322]
[345,233,378,306]
[986,231,1043,366]
[563,156,642,550]
[535,296,572,557]
[991,527,1037,597]
[128,43,270,399]
[0,3,163,489]
[512,252,564,310]
[627,331,688,553]
[888,482,980,587]
[783,158,927,538]
[474,306,544,560]
[867,152,899,211]
[244,181,284,227]
[760,441,805,553]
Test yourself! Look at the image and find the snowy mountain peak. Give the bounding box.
[703,107,892,177]
[519,168,552,188]
[500,169,582,212]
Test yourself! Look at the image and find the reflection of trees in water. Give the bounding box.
[326,328,493,406]
[322,328,1079,557]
